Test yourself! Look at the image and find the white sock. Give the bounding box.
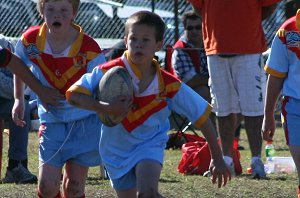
[251,156,261,164]
[223,156,233,165]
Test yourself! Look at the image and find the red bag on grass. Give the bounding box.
[177,138,211,175]
[177,136,242,175]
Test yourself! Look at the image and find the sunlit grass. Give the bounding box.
[0,126,297,198]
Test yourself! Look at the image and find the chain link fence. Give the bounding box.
[0,0,288,51]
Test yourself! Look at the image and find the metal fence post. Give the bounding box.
[174,0,179,43]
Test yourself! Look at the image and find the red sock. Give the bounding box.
[63,195,85,198]
[37,190,62,198]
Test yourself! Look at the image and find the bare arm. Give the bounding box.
[10,52,64,125]
[9,53,64,106]
[12,75,26,127]
[262,75,284,141]
[262,4,277,20]
[8,53,45,96]
[67,92,105,112]
[198,119,231,188]
[67,91,132,118]
[186,74,208,89]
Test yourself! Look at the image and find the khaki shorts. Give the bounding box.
[207,54,266,117]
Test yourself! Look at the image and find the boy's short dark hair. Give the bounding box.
[125,11,165,42]
[182,10,201,29]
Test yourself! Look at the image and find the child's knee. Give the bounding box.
[38,179,61,198]
[63,178,85,197]
[137,189,162,198]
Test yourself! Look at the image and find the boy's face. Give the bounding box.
[125,24,163,66]
[41,0,76,34]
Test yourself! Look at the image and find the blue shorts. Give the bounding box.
[110,167,137,190]
[110,159,161,190]
[39,114,102,167]
[282,97,300,146]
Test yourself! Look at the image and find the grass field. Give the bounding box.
[0,126,297,198]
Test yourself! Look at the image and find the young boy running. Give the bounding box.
[13,0,106,197]
[66,11,230,198]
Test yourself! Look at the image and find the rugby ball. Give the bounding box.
[96,66,133,127]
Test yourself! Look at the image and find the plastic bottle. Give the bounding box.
[264,141,275,174]
[265,141,276,159]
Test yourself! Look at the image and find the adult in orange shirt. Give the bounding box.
[187,0,281,179]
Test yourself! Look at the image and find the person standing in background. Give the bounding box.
[171,10,215,126]
[187,0,281,178]
[0,34,37,184]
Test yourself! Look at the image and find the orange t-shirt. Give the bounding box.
[189,0,281,55]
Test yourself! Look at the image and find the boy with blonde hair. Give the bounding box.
[67,11,230,198]
[13,0,106,197]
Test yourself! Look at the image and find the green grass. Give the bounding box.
[0,127,297,198]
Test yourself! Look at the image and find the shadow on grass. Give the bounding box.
[86,176,110,186]
[237,173,292,182]
[159,178,181,184]
[275,147,290,151]
[86,176,182,186]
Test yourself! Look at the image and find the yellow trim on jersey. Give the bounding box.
[126,98,164,122]
[87,51,100,60]
[264,65,287,78]
[66,85,92,100]
[193,105,212,128]
[35,23,85,57]
[124,51,142,79]
[68,24,83,57]
[124,51,160,82]
[36,58,82,89]
[277,29,286,37]
[37,23,47,51]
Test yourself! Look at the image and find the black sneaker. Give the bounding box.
[2,164,37,184]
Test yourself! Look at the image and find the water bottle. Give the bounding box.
[265,141,275,173]
[265,140,276,159]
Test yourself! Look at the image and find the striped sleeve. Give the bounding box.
[0,48,12,68]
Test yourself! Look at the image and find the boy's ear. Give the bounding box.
[39,11,44,19]
[72,11,78,21]
[155,40,163,52]
[124,37,128,48]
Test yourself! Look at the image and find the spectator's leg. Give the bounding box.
[217,113,240,176]
[245,115,266,178]
[244,115,263,157]
[3,99,37,183]
[234,114,245,150]
[217,113,238,157]
[8,100,30,169]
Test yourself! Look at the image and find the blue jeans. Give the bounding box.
[0,97,30,161]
